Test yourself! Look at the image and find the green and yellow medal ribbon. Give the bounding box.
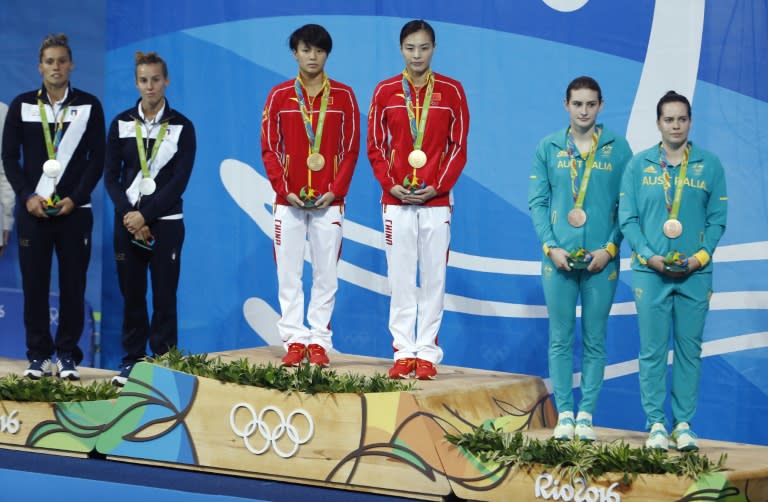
[659,143,691,220]
[567,126,602,208]
[37,90,69,161]
[402,69,434,182]
[135,119,169,183]
[295,75,329,191]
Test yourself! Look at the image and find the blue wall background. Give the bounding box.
[1,0,766,446]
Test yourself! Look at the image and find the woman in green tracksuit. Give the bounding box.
[619,91,727,451]
[529,76,632,441]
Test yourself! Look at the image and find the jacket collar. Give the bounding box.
[551,124,615,150]
[643,142,704,166]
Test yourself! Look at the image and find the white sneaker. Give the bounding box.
[553,411,575,440]
[645,422,670,451]
[672,422,699,451]
[575,411,597,441]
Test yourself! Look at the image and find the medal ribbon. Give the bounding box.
[135,119,169,181]
[659,143,690,219]
[37,91,69,161]
[402,70,434,150]
[402,70,434,185]
[567,126,602,208]
[295,75,330,190]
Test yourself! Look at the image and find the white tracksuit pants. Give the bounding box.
[273,204,343,351]
[383,204,450,364]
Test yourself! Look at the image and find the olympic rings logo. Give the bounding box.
[229,403,314,459]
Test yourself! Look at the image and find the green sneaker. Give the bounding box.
[672,422,699,451]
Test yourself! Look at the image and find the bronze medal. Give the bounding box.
[567,208,587,228]
[663,219,683,239]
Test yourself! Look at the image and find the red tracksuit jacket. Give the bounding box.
[367,71,469,207]
[261,77,360,206]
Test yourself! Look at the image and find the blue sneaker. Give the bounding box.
[24,359,53,379]
[56,358,80,381]
[111,364,133,387]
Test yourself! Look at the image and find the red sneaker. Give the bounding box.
[414,359,437,380]
[281,343,307,366]
[307,344,330,367]
[388,358,415,379]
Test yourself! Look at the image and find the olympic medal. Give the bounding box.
[567,208,587,228]
[663,219,683,239]
[43,159,62,178]
[139,177,157,196]
[306,153,325,171]
[408,149,427,169]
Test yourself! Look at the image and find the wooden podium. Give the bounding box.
[1,348,767,501]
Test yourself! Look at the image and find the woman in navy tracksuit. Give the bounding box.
[104,51,196,386]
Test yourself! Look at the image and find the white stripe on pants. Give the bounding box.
[383,204,450,364]
[274,204,343,350]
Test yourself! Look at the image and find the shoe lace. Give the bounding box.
[287,343,306,355]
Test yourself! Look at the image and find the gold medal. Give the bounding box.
[408,149,427,169]
[43,159,62,178]
[567,208,587,228]
[663,219,683,239]
[307,153,325,171]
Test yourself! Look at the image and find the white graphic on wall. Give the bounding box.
[541,0,590,13]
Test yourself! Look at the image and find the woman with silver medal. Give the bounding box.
[104,51,197,387]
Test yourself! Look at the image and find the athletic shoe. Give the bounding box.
[57,358,80,381]
[23,359,53,380]
[111,364,134,387]
[645,422,671,451]
[307,344,330,367]
[672,422,699,451]
[388,358,415,379]
[575,411,597,441]
[414,359,437,380]
[553,411,575,440]
[281,343,307,367]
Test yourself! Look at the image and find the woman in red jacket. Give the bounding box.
[261,24,360,368]
[367,19,470,380]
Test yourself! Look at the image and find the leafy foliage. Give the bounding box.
[445,426,727,485]
[147,348,416,394]
[0,374,119,403]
